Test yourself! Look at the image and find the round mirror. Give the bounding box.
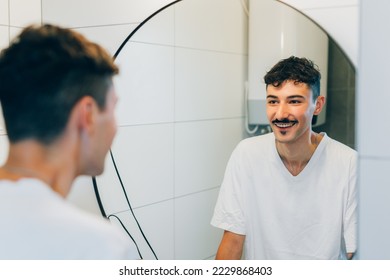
[93,0,355,260]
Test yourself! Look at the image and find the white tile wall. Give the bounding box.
[114,42,175,126]
[113,200,175,260]
[175,0,248,54]
[359,158,390,259]
[0,0,9,25]
[175,119,243,197]
[0,26,8,50]
[130,5,174,46]
[9,0,41,27]
[67,176,101,214]
[42,0,175,28]
[358,0,390,259]
[109,125,174,209]
[74,24,139,56]
[175,48,246,121]
[9,26,22,41]
[174,188,222,259]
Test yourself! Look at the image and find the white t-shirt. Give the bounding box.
[0,178,139,259]
[211,133,357,259]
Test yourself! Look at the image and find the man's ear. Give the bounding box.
[73,96,98,132]
[314,96,326,116]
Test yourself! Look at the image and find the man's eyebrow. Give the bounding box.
[287,95,305,99]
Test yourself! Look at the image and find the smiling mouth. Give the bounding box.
[272,119,298,128]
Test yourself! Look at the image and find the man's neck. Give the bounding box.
[276,132,322,176]
[0,140,77,197]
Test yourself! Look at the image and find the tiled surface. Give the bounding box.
[0,26,8,51]
[174,188,222,259]
[0,0,8,25]
[42,0,175,28]
[359,158,390,259]
[67,176,102,215]
[96,124,174,211]
[9,26,22,41]
[114,42,174,126]
[357,0,390,158]
[130,5,174,46]
[74,24,138,56]
[9,0,41,27]
[113,200,175,260]
[314,40,356,149]
[175,118,243,197]
[175,0,248,54]
[175,48,246,121]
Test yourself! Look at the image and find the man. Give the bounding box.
[0,24,138,259]
[211,56,357,259]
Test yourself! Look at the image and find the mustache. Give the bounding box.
[272,118,298,124]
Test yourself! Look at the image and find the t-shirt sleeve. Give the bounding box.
[211,144,246,235]
[343,152,358,253]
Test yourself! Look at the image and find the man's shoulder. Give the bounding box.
[325,135,357,157]
[238,132,274,149]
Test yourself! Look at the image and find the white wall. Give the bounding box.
[358,0,390,259]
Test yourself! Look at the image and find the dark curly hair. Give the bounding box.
[0,24,118,144]
[264,56,321,100]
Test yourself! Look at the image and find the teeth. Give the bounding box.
[275,122,295,128]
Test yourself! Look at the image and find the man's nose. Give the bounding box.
[275,103,289,120]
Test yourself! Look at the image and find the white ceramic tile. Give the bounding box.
[304,6,358,67]
[0,0,8,25]
[9,0,41,27]
[129,4,174,46]
[66,176,102,216]
[96,124,174,213]
[175,0,248,54]
[175,118,244,197]
[89,149,130,215]
[114,42,174,126]
[357,2,390,158]
[0,26,8,51]
[42,0,174,28]
[359,158,390,259]
[175,188,223,259]
[175,48,246,121]
[9,26,22,41]
[74,24,138,57]
[0,135,9,165]
[279,0,357,10]
[113,200,174,260]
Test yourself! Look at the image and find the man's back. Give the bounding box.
[0,178,138,259]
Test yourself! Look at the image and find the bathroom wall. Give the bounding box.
[358,0,390,259]
[314,40,356,149]
[0,0,361,259]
